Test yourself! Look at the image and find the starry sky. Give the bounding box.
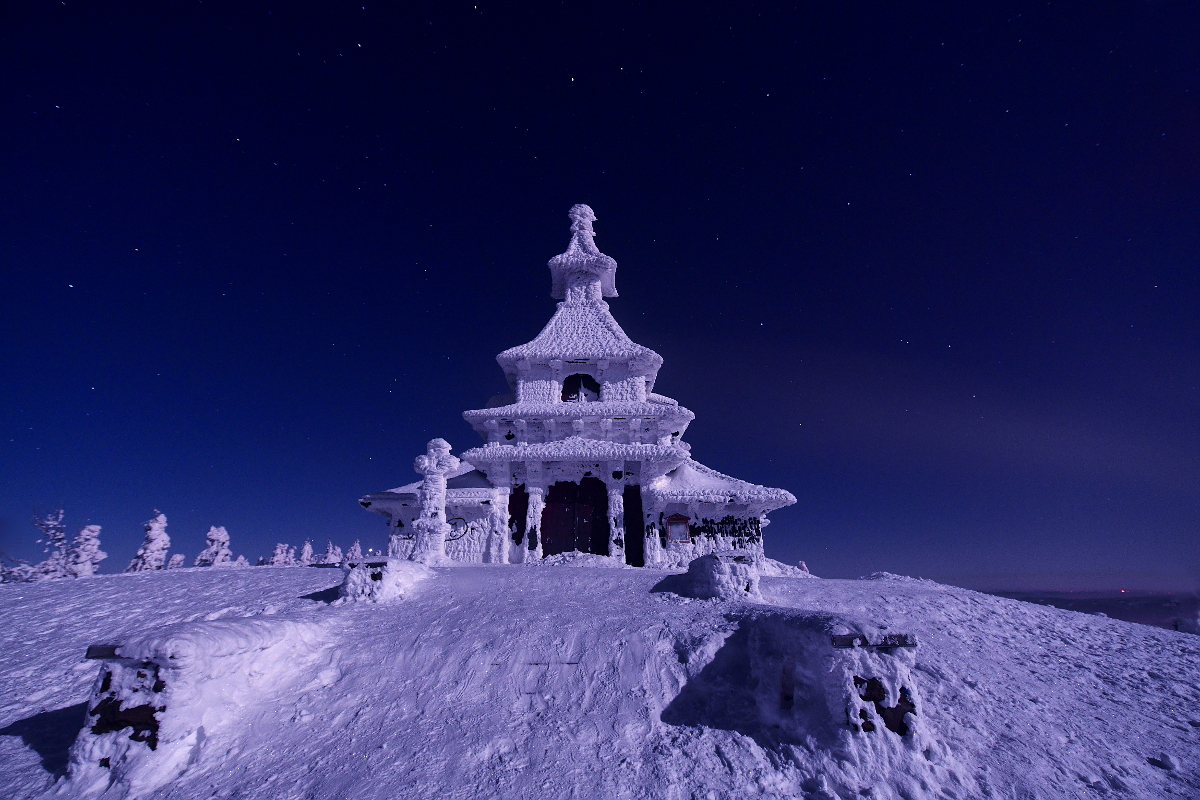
[3,1,1198,589]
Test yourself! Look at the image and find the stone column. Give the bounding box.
[525,484,544,561]
[387,518,408,559]
[489,485,511,564]
[409,438,460,565]
[642,505,662,567]
[525,485,545,562]
[607,486,625,562]
[606,459,626,562]
[523,462,547,563]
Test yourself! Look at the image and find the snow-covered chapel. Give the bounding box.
[359,205,795,568]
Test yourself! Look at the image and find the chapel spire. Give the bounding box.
[549,203,618,303]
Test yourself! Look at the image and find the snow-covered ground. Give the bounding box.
[987,591,1200,634]
[1,564,1198,799]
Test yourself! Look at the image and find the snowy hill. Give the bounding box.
[1,565,1198,799]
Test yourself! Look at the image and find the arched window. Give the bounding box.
[561,373,601,402]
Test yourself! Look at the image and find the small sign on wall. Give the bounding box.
[666,514,691,544]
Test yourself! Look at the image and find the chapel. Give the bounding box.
[359,205,795,567]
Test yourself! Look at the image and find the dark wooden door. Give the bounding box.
[542,481,579,557]
[510,484,529,547]
[623,484,644,567]
[540,479,611,557]
[573,498,594,553]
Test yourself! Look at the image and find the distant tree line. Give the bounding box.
[0,508,367,583]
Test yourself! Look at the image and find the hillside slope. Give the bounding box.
[1,565,1198,799]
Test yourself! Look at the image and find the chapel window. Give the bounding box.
[561,373,601,402]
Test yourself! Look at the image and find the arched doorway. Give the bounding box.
[541,477,610,556]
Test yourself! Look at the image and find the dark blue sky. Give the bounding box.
[3,1,1197,589]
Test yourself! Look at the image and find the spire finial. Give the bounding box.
[567,204,599,253]
[549,204,618,301]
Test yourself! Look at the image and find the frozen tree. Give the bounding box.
[126,511,171,572]
[66,525,107,577]
[194,526,233,567]
[346,540,363,561]
[0,555,35,584]
[297,539,314,566]
[256,556,267,566]
[32,510,71,580]
[166,554,186,569]
[321,540,343,565]
[231,555,249,567]
[268,543,295,566]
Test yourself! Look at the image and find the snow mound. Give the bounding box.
[758,557,816,578]
[859,571,939,584]
[336,559,432,603]
[533,551,632,568]
[660,551,764,601]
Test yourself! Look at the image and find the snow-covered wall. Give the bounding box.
[66,616,332,799]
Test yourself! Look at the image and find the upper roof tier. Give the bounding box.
[495,302,663,368]
[495,205,663,377]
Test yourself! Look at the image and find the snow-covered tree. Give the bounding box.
[0,556,35,584]
[32,510,71,580]
[126,511,171,572]
[231,555,249,567]
[66,525,107,577]
[267,543,295,566]
[321,540,343,564]
[194,525,233,567]
[166,553,185,569]
[297,539,314,566]
[346,540,363,561]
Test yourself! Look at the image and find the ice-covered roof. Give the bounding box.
[379,461,492,495]
[496,204,663,372]
[462,436,688,467]
[496,301,663,369]
[463,399,693,423]
[360,463,495,516]
[646,459,797,509]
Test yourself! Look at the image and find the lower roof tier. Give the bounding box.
[461,437,688,474]
[360,448,795,519]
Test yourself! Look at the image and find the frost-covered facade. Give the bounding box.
[360,205,795,567]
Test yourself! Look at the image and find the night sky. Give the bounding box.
[3,1,1197,589]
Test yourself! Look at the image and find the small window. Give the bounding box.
[666,514,691,544]
[562,373,601,402]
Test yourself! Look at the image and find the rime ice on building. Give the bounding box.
[360,205,795,567]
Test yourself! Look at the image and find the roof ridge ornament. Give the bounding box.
[566,203,600,255]
[549,204,618,302]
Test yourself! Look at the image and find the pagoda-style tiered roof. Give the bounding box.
[495,303,662,370]
[362,203,795,569]
[462,436,687,479]
[647,459,796,507]
[493,204,664,390]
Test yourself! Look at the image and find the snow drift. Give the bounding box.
[1,563,1198,799]
[65,616,331,799]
